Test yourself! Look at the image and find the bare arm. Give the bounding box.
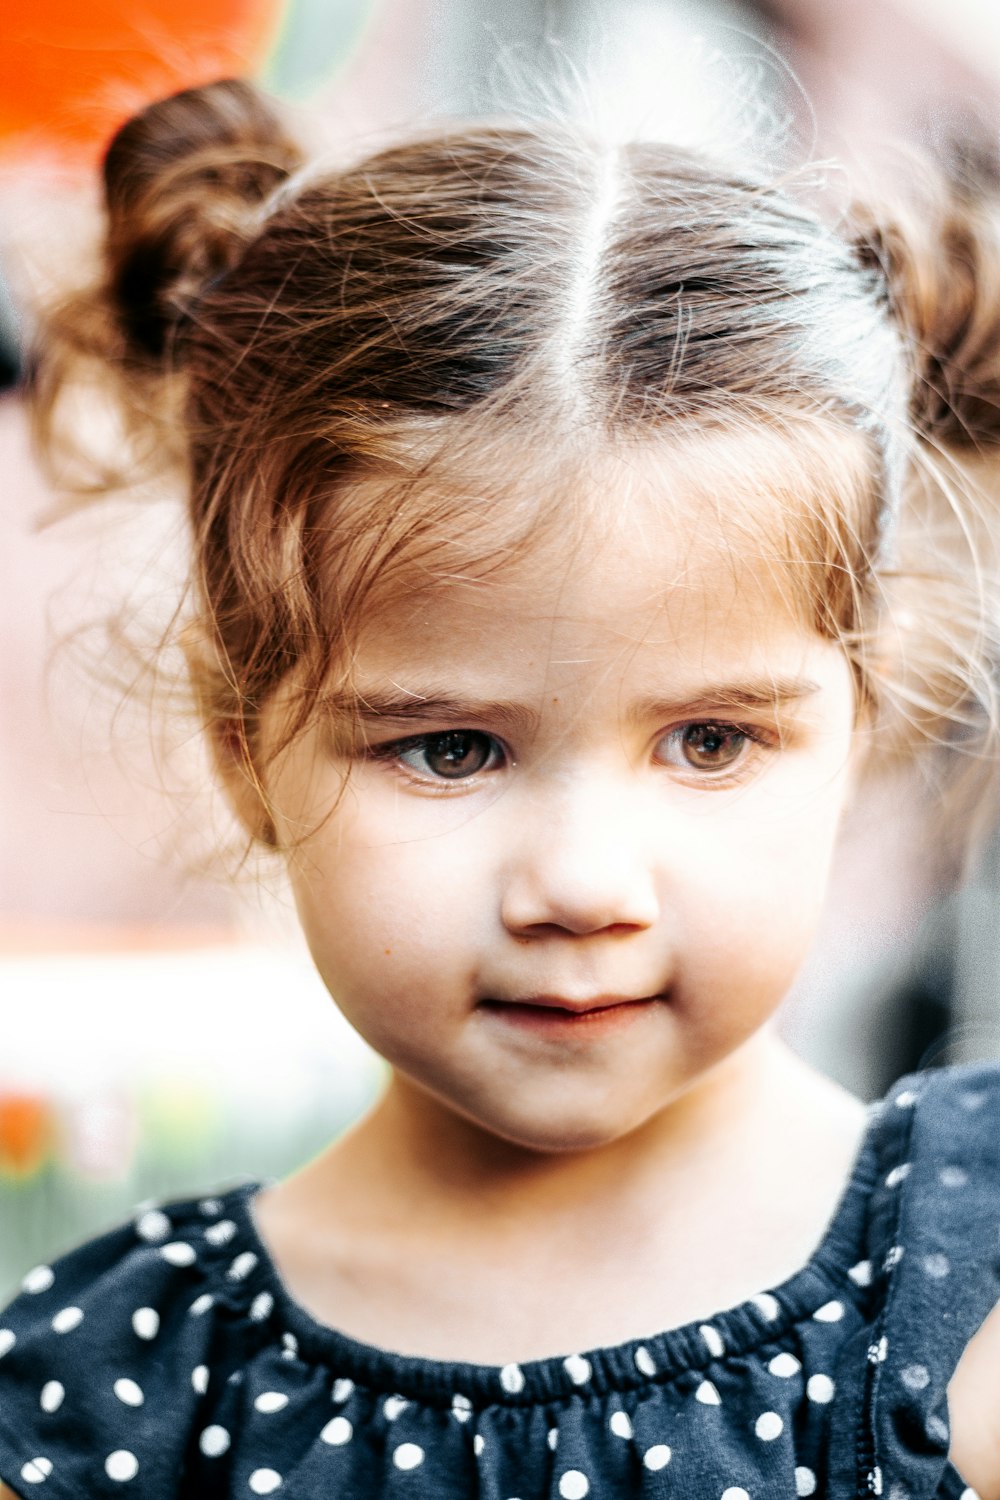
[949,1297,1000,1500]
[0,1483,24,1499]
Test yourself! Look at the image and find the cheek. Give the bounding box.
[675,783,847,984]
[288,821,490,1006]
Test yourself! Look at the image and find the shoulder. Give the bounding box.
[871,1064,1000,1498]
[0,1181,267,1499]
[874,1059,1000,1179]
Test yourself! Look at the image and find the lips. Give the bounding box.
[480,995,660,1015]
[478,994,661,1036]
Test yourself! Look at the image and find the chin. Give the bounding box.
[463,1101,651,1156]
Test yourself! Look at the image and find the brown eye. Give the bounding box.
[676,723,748,771]
[400,731,501,780]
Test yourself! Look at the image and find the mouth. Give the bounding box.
[478,994,662,1034]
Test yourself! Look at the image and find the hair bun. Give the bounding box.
[102,78,303,361]
[853,171,1000,449]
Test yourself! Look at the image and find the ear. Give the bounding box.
[180,624,278,847]
[207,718,278,847]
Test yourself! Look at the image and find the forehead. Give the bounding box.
[349,421,870,669]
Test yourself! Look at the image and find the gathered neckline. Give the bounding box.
[223,1099,883,1407]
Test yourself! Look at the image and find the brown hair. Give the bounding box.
[28,78,1000,847]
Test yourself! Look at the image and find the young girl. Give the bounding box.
[1,76,1000,1500]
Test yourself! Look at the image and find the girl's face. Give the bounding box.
[257,450,859,1154]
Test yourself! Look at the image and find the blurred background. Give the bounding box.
[3,0,1000,1299]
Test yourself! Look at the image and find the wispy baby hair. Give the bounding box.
[29,78,1000,847]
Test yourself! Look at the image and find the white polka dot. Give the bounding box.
[52,1307,83,1334]
[768,1353,800,1377]
[895,1089,918,1108]
[255,1391,289,1414]
[940,1165,969,1189]
[451,1393,472,1421]
[500,1362,525,1393]
[558,1472,590,1500]
[227,1251,258,1281]
[695,1380,721,1405]
[796,1467,817,1496]
[807,1373,835,1403]
[473,1434,485,1457]
[901,1364,930,1390]
[321,1416,353,1445]
[192,1365,209,1395]
[199,1197,223,1215]
[384,1394,409,1420]
[848,1260,873,1287]
[200,1425,231,1457]
[609,1411,632,1439]
[114,1378,144,1407]
[868,1466,883,1495]
[634,1345,656,1377]
[105,1450,139,1482]
[22,1265,54,1295]
[923,1253,950,1278]
[558,1352,589,1384]
[813,1300,844,1322]
[868,1337,888,1364]
[132,1307,159,1340]
[751,1292,780,1321]
[0,1329,15,1358]
[40,1381,64,1413]
[885,1164,911,1188]
[884,1246,904,1271]
[700,1323,725,1358]
[547,1427,558,1450]
[960,1091,985,1111]
[333,1377,355,1402]
[392,1444,425,1471]
[281,1332,298,1361]
[721,1490,750,1500]
[204,1219,238,1246]
[246,1292,272,1322]
[926,1415,949,1443]
[135,1210,171,1242]
[960,1490,982,1500]
[643,1445,671,1470]
[249,1470,283,1494]
[189,1294,214,1316]
[19,1458,52,1485]
[755,1411,783,1440]
[161,1242,197,1268]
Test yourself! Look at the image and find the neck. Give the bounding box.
[328,1030,823,1242]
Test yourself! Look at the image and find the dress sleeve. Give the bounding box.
[830,1062,1000,1500]
[0,1200,237,1499]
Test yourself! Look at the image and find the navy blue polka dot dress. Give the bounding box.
[1,1063,998,1499]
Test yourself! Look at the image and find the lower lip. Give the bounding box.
[480,999,661,1036]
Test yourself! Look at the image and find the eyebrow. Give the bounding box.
[625,678,823,727]
[339,677,823,732]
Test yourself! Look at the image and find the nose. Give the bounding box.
[499,779,660,937]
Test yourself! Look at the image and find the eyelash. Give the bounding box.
[362,722,779,788]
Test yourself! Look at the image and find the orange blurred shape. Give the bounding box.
[0,1092,54,1178]
[1,0,285,164]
